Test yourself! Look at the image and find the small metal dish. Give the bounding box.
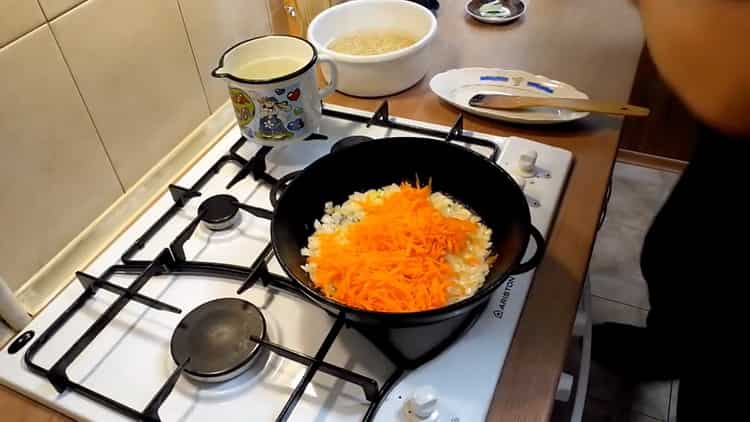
[465,0,526,24]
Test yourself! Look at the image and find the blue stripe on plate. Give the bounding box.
[480,75,509,81]
[527,81,555,93]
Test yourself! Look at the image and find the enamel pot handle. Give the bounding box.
[317,54,338,98]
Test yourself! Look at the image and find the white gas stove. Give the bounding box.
[0,103,572,422]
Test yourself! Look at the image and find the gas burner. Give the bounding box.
[171,298,267,383]
[198,194,240,231]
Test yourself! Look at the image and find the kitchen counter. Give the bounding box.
[1,0,643,421]
[327,1,644,421]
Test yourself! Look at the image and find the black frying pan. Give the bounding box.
[271,137,544,327]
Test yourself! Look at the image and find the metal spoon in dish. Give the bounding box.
[469,94,650,117]
[465,0,526,24]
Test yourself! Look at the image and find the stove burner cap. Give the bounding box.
[171,298,266,383]
[199,194,240,230]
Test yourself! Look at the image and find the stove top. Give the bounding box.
[0,103,572,422]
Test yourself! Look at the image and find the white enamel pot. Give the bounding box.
[212,35,338,146]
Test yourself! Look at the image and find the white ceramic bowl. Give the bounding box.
[307,0,438,97]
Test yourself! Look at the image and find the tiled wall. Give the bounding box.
[0,0,284,291]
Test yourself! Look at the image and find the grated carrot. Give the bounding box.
[308,183,480,312]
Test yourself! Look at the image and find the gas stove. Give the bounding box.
[0,103,572,422]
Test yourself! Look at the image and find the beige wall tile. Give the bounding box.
[0,0,45,47]
[0,26,122,290]
[38,0,86,19]
[178,0,271,111]
[51,0,210,188]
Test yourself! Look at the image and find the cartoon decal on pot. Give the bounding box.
[229,88,255,129]
[286,118,304,131]
[227,82,307,141]
[258,96,292,140]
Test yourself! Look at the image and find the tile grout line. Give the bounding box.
[35,0,49,21]
[0,0,61,50]
[45,21,126,193]
[174,0,212,114]
[0,21,46,51]
[632,409,665,421]
[41,0,89,23]
[666,380,674,422]
[591,293,651,312]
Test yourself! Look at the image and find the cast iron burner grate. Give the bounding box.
[18,101,500,422]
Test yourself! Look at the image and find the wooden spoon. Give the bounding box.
[469,94,650,117]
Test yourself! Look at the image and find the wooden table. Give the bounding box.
[2,0,643,421]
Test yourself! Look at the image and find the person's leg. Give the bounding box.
[592,126,712,380]
[594,122,749,417]
[591,178,692,380]
[675,375,699,422]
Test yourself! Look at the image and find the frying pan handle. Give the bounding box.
[510,225,546,275]
[270,171,302,209]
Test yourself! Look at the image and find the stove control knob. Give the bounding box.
[518,150,538,178]
[409,386,439,420]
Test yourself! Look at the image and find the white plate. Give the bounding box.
[429,67,590,124]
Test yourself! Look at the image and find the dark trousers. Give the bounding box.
[639,125,747,421]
